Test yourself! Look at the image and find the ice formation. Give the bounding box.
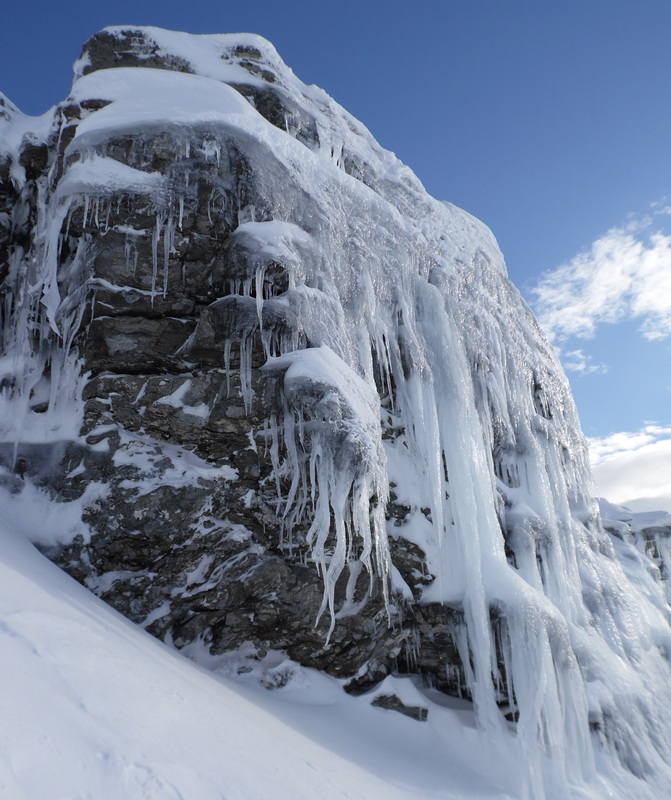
[2,26,671,800]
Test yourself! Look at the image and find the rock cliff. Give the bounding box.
[3,26,671,798]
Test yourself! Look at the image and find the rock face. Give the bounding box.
[4,26,671,797]
[0,27,469,687]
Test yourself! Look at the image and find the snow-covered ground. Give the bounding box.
[1,470,669,800]
[0,478,521,800]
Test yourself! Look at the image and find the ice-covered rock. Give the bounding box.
[3,26,671,799]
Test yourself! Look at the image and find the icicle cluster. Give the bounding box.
[263,346,391,640]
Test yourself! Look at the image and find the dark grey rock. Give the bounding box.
[18,136,49,181]
[79,29,194,77]
[0,28,470,704]
[371,693,429,722]
[229,84,320,149]
[84,316,196,373]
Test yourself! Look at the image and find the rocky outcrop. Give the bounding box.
[7,29,671,797]
[0,27,470,693]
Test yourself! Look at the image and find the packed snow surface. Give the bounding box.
[2,25,671,800]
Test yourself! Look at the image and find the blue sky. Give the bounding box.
[2,0,670,508]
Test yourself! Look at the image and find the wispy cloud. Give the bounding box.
[561,349,608,375]
[588,425,671,513]
[531,216,671,342]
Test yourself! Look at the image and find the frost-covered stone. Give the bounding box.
[3,25,671,799]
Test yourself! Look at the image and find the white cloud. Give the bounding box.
[532,219,671,342]
[588,425,671,513]
[561,349,608,375]
[651,200,671,216]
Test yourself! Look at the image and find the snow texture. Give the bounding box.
[0,498,494,800]
[2,25,671,799]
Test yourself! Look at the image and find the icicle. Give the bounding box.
[238,332,254,414]
[151,211,165,304]
[224,339,232,397]
[255,264,266,330]
[163,214,174,297]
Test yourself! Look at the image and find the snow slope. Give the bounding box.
[2,481,670,800]
[0,485,520,800]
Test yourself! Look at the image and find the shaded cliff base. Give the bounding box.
[1,486,662,800]
[2,463,669,800]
